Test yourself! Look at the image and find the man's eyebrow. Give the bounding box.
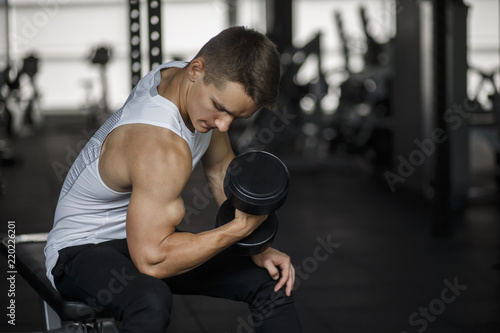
[212,98,235,115]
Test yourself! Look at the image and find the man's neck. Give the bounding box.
[157,67,194,132]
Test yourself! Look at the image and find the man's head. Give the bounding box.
[192,26,281,110]
[183,26,281,133]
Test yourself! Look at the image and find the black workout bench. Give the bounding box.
[0,233,120,333]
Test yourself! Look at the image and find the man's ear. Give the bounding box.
[188,58,205,82]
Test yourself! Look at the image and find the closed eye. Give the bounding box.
[213,101,227,112]
[213,100,237,117]
[212,98,252,120]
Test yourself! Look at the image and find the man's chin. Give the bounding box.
[199,125,213,133]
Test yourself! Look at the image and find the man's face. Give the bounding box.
[187,72,259,133]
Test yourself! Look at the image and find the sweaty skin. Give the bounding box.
[99,59,295,296]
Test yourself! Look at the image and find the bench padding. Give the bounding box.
[1,236,113,323]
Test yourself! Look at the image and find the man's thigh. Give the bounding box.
[54,239,274,308]
[53,239,171,319]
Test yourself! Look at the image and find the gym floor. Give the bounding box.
[0,114,499,333]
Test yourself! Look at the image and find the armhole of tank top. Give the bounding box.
[96,164,131,195]
[95,124,132,195]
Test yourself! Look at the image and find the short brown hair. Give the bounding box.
[192,26,281,110]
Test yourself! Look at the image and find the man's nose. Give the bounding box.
[214,114,233,133]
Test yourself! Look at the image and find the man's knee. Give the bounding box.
[251,286,294,311]
[246,270,295,309]
[121,277,173,330]
[130,277,172,310]
[248,287,296,330]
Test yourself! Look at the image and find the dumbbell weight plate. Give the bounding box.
[216,200,279,256]
[224,151,290,215]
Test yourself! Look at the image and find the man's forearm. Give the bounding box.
[203,150,234,207]
[141,219,253,279]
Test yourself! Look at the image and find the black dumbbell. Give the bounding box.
[215,150,290,256]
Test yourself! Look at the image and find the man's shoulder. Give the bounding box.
[102,124,191,191]
[118,124,191,168]
[117,123,187,150]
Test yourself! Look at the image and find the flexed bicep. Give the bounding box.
[123,126,192,276]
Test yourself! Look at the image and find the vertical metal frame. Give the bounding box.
[129,0,142,89]
[147,0,163,70]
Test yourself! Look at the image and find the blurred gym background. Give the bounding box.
[0,0,499,332]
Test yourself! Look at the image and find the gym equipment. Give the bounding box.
[85,45,113,128]
[128,0,163,89]
[0,233,120,332]
[147,0,163,70]
[215,151,290,256]
[129,0,142,88]
[329,6,394,170]
[0,66,16,163]
[467,66,500,198]
[19,53,43,135]
[0,53,43,141]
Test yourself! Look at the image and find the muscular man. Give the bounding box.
[44,26,302,332]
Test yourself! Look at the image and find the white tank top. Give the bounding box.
[45,61,212,287]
